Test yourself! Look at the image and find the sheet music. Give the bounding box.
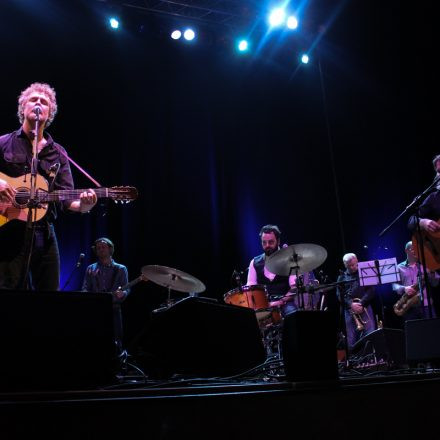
[358,258,399,286]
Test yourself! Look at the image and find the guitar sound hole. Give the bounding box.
[14,188,30,207]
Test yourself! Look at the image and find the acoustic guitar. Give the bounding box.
[0,171,138,227]
[412,222,440,271]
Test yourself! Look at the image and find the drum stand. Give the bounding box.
[260,316,283,359]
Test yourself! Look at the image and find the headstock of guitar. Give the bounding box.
[108,186,138,204]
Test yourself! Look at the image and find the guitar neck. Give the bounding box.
[41,187,110,202]
[120,276,143,291]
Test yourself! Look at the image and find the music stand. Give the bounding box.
[358,258,400,287]
[358,258,400,327]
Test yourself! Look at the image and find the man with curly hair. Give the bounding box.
[0,82,97,290]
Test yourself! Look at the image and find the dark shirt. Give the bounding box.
[0,128,74,222]
[408,190,440,231]
[336,270,376,310]
[82,260,129,302]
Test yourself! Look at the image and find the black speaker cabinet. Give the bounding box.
[281,310,338,382]
[406,318,440,363]
[134,297,266,378]
[351,328,406,367]
[0,290,117,391]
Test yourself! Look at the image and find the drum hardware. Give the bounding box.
[142,265,206,311]
[265,243,328,312]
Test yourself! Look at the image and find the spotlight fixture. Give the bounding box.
[286,16,298,30]
[237,39,249,52]
[171,30,182,40]
[268,8,286,27]
[109,17,119,29]
[300,54,309,64]
[183,28,195,41]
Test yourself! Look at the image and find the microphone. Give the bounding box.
[232,270,243,290]
[33,106,42,116]
[76,253,85,268]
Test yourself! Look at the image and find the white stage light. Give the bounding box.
[183,28,195,41]
[171,30,182,40]
[268,8,286,27]
[286,16,298,29]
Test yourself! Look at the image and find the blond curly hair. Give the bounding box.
[17,82,58,127]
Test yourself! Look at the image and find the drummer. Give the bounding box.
[246,224,319,316]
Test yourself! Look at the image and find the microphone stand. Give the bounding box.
[61,254,84,291]
[379,175,440,319]
[19,110,42,290]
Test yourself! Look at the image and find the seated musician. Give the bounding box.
[82,237,130,353]
[247,224,306,316]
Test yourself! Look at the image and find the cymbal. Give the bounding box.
[265,243,328,276]
[141,265,206,293]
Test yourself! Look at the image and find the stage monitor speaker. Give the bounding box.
[134,296,266,378]
[0,290,117,391]
[281,310,338,382]
[351,328,405,367]
[406,318,440,363]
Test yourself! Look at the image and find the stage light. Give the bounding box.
[286,15,298,30]
[183,28,195,41]
[237,40,249,52]
[301,54,309,64]
[109,17,119,29]
[268,8,286,27]
[171,30,182,40]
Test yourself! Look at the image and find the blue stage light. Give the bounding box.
[109,17,119,29]
[238,40,249,52]
[268,8,286,27]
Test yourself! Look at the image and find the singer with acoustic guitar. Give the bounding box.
[408,154,440,316]
[0,83,97,290]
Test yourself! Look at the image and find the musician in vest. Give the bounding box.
[336,253,376,351]
[246,225,297,312]
[82,237,129,352]
[0,83,97,290]
[392,241,440,320]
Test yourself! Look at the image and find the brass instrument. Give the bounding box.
[350,298,370,331]
[393,283,421,316]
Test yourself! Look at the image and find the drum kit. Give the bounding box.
[140,243,332,360]
[224,243,330,357]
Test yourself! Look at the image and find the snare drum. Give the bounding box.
[224,284,270,320]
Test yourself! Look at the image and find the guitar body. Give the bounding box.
[413,221,440,271]
[0,173,49,226]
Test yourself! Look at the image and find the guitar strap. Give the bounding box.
[53,144,102,188]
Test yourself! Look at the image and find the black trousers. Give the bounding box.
[0,223,60,291]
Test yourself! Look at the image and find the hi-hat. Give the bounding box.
[141,265,206,293]
[265,243,328,276]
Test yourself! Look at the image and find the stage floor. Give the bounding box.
[2,365,440,439]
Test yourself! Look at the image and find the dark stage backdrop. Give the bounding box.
[0,0,437,342]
